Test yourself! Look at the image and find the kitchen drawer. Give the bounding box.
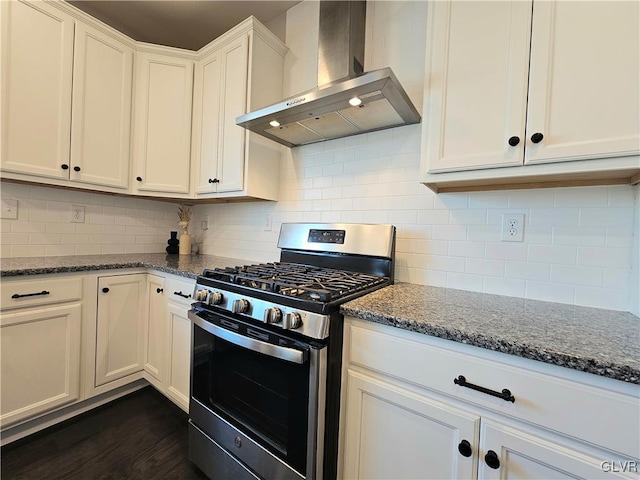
[345,319,639,459]
[164,276,195,308]
[1,276,83,311]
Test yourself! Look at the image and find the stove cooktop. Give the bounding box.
[200,262,389,304]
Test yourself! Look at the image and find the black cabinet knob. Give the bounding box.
[485,450,500,469]
[73,166,81,172]
[508,136,520,147]
[136,176,142,182]
[458,440,472,458]
[102,287,110,293]
[208,178,220,184]
[156,288,163,294]
[531,132,544,144]
[61,164,69,170]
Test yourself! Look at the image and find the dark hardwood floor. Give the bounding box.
[1,387,208,480]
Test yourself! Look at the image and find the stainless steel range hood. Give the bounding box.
[236,1,421,148]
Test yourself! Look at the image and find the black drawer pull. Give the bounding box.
[102,287,110,293]
[157,288,164,294]
[174,291,191,299]
[11,290,50,299]
[454,375,515,403]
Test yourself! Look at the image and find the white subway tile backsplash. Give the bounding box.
[465,258,504,276]
[430,255,465,273]
[448,241,485,258]
[608,186,636,206]
[416,239,448,256]
[528,245,577,265]
[603,268,631,289]
[417,210,450,225]
[580,207,634,227]
[483,276,526,297]
[446,272,483,292]
[505,261,551,281]
[525,281,576,304]
[577,247,630,268]
[554,187,608,207]
[529,208,579,226]
[574,286,629,310]
[606,227,634,247]
[550,264,603,287]
[508,190,554,208]
[485,243,528,261]
[552,226,606,247]
[432,225,467,241]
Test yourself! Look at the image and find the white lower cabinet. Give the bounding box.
[164,302,191,411]
[0,303,82,428]
[144,274,166,383]
[341,318,639,480]
[343,369,479,479]
[95,274,146,386]
[142,273,193,412]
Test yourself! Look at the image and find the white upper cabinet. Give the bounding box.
[421,1,640,192]
[1,2,286,202]
[525,1,640,165]
[191,19,286,201]
[70,23,133,189]
[423,1,531,173]
[131,51,194,196]
[1,0,74,179]
[1,0,134,191]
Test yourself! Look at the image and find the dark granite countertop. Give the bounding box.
[341,283,640,384]
[0,253,246,279]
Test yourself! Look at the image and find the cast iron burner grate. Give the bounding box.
[201,263,387,303]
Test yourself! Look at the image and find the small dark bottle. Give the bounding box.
[166,231,179,254]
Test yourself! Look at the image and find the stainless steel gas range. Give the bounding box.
[187,223,396,480]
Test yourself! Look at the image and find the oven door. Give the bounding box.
[188,308,326,480]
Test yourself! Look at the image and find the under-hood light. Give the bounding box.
[348,97,362,107]
[269,120,280,127]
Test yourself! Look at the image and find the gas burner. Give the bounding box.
[201,263,387,303]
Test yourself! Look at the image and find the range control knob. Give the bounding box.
[263,307,283,324]
[208,292,224,305]
[283,312,302,330]
[232,298,250,314]
[196,289,209,302]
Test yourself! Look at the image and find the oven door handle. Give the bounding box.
[189,311,308,365]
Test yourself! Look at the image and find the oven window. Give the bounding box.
[192,323,310,475]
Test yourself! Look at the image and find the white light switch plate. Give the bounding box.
[1,199,18,219]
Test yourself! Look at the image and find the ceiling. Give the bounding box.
[68,1,300,51]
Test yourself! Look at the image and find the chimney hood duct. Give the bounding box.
[236,1,421,148]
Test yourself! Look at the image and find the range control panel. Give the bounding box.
[308,229,346,244]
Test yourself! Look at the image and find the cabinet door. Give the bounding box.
[216,36,248,193]
[70,23,133,189]
[525,1,640,165]
[95,275,146,386]
[144,275,166,384]
[165,302,191,412]
[423,1,532,173]
[0,303,81,427]
[132,52,193,195]
[192,50,222,194]
[342,369,479,480]
[478,420,633,480]
[1,0,73,179]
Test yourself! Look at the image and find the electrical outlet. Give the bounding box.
[501,213,524,242]
[1,199,18,219]
[264,214,273,232]
[70,205,85,223]
[201,216,209,230]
